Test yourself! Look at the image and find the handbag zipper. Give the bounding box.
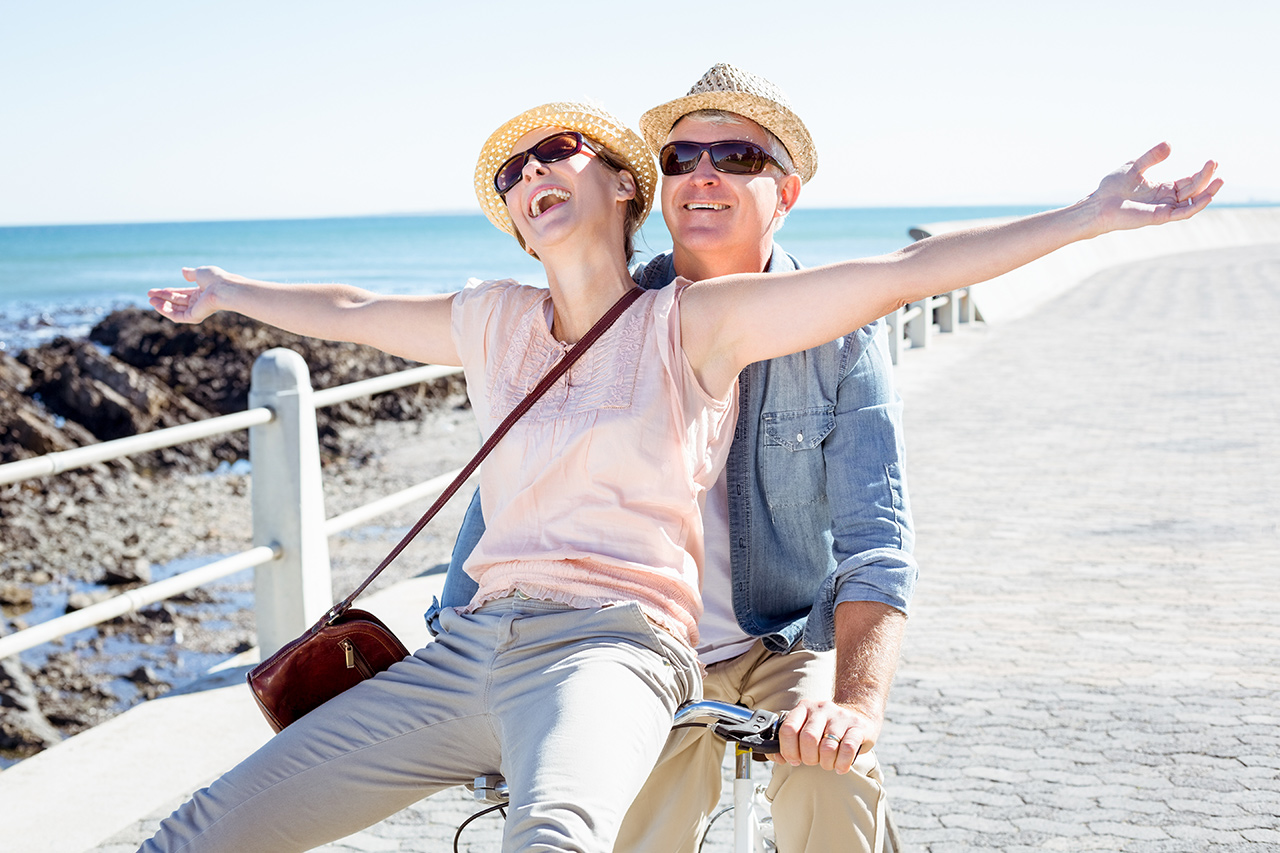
[339,638,375,679]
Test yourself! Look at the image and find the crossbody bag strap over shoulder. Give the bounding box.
[247,286,644,732]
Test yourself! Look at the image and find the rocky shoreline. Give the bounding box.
[1,307,476,766]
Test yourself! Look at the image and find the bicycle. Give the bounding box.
[457,699,901,853]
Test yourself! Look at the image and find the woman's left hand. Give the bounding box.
[1087,142,1222,234]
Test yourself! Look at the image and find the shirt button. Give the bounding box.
[796,432,804,442]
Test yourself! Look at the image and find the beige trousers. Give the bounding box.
[140,599,699,853]
[614,641,887,853]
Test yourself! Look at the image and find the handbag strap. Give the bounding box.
[320,285,644,627]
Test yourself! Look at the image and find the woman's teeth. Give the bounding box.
[531,188,571,218]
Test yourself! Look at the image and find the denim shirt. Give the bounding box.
[431,245,917,653]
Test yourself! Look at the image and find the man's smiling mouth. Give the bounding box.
[685,202,728,211]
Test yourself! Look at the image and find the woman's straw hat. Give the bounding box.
[639,64,818,184]
[473,101,657,238]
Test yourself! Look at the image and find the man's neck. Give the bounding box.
[670,241,773,283]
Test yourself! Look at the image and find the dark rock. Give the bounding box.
[14,337,233,473]
[0,583,33,608]
[65,590,113,613]
[0,353,101,462]
[101,558,152,587]
[19,337,213,442]
[93,307,467,437]
[124,665,160,686]
[3,308,467,475]
[0,621,64,755]
[0,353,32,391]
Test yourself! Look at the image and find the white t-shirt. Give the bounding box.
[695,470,756,665]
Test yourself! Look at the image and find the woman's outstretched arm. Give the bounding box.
[148,266,461,366]
[682,143,1222,398]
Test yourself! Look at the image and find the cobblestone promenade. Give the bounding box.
[101,245,1280,851]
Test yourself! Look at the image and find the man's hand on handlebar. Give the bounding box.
[770,698,880,775]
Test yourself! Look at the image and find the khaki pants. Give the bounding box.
[141,599,700,853]
[614,641,887,853]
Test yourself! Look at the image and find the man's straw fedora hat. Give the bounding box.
[474,101,657,238]
[639,63,817,184]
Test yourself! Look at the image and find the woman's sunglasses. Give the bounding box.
[658,140,785,177]
[495,131,595,196]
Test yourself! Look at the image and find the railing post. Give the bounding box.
[885,308,902,365]
[248,348,332,656]
[959,287,979,323]
[937,291,960,334]
[907,299,931,350]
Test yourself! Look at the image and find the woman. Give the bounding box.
[143,101,1219,852]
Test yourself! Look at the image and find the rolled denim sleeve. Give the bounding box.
[803,322,918,651]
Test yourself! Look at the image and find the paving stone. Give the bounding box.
[1040,834,1132,850]
[1242,827,1280,843]
[1086,822,1170,841]
[1011,816,1093,837]
[1095,797,1170,815]
[961,765,1028,784]
[1165,797,1248,817]
[890,784,958,804]
[1162,823,1230,842]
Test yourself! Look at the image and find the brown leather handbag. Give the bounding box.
[247,287,643,732]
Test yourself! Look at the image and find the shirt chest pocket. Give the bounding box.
[760,407,834,511]
[762,407,835,450]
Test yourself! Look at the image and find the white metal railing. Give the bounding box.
[0,352,464,661]
[882,227,982,364]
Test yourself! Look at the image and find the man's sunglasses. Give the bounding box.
[494,131,596,196]
[658,140,785,177]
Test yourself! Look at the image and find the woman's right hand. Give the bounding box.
[148,266,236,324]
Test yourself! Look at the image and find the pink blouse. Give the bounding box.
[450,278,736,648]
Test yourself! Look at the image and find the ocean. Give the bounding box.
[0,206,1046,354]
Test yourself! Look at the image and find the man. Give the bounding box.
[434,64,916,852]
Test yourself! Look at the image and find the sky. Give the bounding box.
[1,0,1275,227]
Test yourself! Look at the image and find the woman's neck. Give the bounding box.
[541,248,635,344]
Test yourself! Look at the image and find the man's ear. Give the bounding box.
[777,173,802,216]
[616,169,638,202]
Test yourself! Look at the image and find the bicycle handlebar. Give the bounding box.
[673,700,784,755]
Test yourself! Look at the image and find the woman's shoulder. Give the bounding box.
[454,277,549,314]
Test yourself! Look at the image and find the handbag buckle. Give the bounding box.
[318,605,345,629]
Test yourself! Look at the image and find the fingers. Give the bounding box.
[1182,160,1219,202]
[1131,142,1172,176]
[182,267,197,282]
[774,702,871,774]
[148,288,196,309]
[819,728,865,774]
[775,704,808,766]
[148,285,202,323]
[1171,176,1225,221]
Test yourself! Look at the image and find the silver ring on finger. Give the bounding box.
[822,732,842,744]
